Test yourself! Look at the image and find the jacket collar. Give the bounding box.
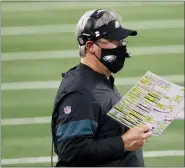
[78,63,115,88]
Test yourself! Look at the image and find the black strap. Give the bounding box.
[77,9,106,46]
[83,9,106,34]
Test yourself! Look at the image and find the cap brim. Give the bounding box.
[105,27,137,40]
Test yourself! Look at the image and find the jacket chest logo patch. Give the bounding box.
[64,106,71,114]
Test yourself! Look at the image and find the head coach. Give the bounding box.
[51,9,152,167]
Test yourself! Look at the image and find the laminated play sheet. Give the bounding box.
[107,71,184,136]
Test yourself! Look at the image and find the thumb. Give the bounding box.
[139,124,152,132]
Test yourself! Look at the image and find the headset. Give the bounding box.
[77,9,132,58]
[77,9,107,46]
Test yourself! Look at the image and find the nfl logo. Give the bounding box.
[64,106,71,114]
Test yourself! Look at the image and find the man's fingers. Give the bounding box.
[146,123,153,130]
[143,131,153,139]
[139,125,150,132]
[139,124,152,132]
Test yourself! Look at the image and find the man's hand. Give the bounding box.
[122,124,152,151]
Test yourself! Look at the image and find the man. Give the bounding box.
[51,9,152,167]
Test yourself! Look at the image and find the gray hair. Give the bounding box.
[75,10,122,57]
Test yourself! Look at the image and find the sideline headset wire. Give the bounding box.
[51,138,54,167]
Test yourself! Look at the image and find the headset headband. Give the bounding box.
[77,9,106,46]
[77,9,137,46]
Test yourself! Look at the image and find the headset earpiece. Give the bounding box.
[77,9,106,46]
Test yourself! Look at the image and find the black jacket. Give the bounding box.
[51,63,144,167]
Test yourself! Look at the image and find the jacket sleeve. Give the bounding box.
[55,91,125,166]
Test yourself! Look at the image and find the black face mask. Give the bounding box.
[95,44,129,73]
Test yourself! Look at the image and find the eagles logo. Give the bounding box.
[102,55,117,62]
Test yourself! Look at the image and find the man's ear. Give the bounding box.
[86,41,94,54]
